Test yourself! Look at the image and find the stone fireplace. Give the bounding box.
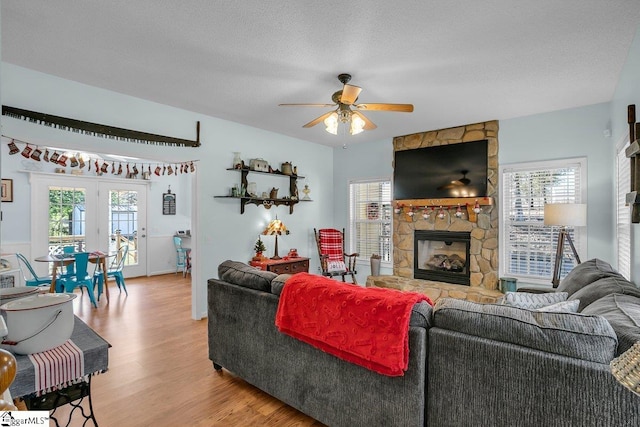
[367,121,502,303]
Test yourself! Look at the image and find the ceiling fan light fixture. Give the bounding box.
[324,112,339,135]
[350,114,365,135]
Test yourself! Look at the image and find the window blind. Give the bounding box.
[616,142,631,279]
[501,160,585,281]
[349,180,392,262]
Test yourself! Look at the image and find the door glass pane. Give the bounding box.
[109,190,138,267]
[48,186,86,256]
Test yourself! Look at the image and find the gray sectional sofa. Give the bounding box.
[208,259,640,426]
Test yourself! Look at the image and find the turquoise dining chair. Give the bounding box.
[59,245,76,279]
[57,252,98,308]
[15,253,53,287]
[93,245,128,298]
[173,236,191,276]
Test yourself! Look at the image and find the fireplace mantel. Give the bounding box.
[394,197,493,223]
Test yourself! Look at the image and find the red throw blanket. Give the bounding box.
[275,273,433,376]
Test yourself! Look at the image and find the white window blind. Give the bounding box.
[616,141,631,279]
[501,159,585,282]
[349,179,392,262]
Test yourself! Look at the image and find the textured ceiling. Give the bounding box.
[2,1,640,148]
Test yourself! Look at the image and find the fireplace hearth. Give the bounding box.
[414,230,471,285]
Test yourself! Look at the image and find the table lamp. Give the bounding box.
[263,217,289,260]
[611,341,640,396]
[544,203,587,287]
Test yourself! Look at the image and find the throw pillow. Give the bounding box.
[557,259,622,296]
[433,298,617,364]
[327,260,347,272]
[218,260,277,292]
[582,293,640,354]
[534,299,580,313]
[502,291,568,309]
[568,276,640,312]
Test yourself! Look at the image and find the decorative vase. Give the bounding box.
[233,152,242,169]
[281,162,293,175]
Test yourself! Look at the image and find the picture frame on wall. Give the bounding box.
[1,179,13,202]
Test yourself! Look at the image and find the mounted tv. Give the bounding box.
[393,139,488,200]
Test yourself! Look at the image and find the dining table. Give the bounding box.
[34,252,111,303]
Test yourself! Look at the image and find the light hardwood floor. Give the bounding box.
[50,274,325,426]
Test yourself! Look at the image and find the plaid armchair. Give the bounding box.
[314,228,358,284]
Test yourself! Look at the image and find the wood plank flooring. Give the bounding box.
[49,274,325,426]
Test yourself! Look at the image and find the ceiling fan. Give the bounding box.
[279,74,414,135]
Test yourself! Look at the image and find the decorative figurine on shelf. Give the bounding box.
[253,237,267,261]
[302,184,311,200]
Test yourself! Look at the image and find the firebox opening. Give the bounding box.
[414,230,471,285]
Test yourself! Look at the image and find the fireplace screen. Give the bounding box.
[414,230,471,285]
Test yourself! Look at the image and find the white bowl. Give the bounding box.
[1,293,77,354]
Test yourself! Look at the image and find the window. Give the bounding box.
[349,179,392,263]
[501,158,586,283]
[616,141,631,279]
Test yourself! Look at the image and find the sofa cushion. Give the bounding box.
[581,293,640,355]
[568,276,640,312]
[502,291,568,309]
[557,258,622,296]
[271,274,292,295]
[533,299,580,313]
[433,298,617,363]
[218,260,277,292]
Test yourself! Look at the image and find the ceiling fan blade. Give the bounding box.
[355,103,414,112]
[352,111,377,130]
[302,111,335,128]
[279,103,336,108]
[340,84,362,105]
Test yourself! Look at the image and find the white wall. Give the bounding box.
[610,24,640,282]
[500,102,614,264]
[0,64,334,319]
[332,138,393,283]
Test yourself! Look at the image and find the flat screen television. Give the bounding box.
[393,139,488,200]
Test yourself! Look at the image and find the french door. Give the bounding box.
[31,174,148,278]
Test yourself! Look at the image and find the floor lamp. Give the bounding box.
[544,203,587,288]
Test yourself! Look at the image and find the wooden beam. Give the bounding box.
[2,105,201,147]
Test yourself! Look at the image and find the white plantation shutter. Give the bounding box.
[501,158,586,282]
[349,179,392,262]
[616,141,631,279]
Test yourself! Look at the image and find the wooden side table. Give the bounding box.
[250,257,309,275]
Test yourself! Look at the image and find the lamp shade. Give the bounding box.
[544,203,587,227]
[263,218,288,236]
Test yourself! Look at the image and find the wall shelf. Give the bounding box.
[215,167,311,214]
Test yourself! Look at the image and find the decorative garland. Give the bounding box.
[2,105,201,147]
[4,137,197,178]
